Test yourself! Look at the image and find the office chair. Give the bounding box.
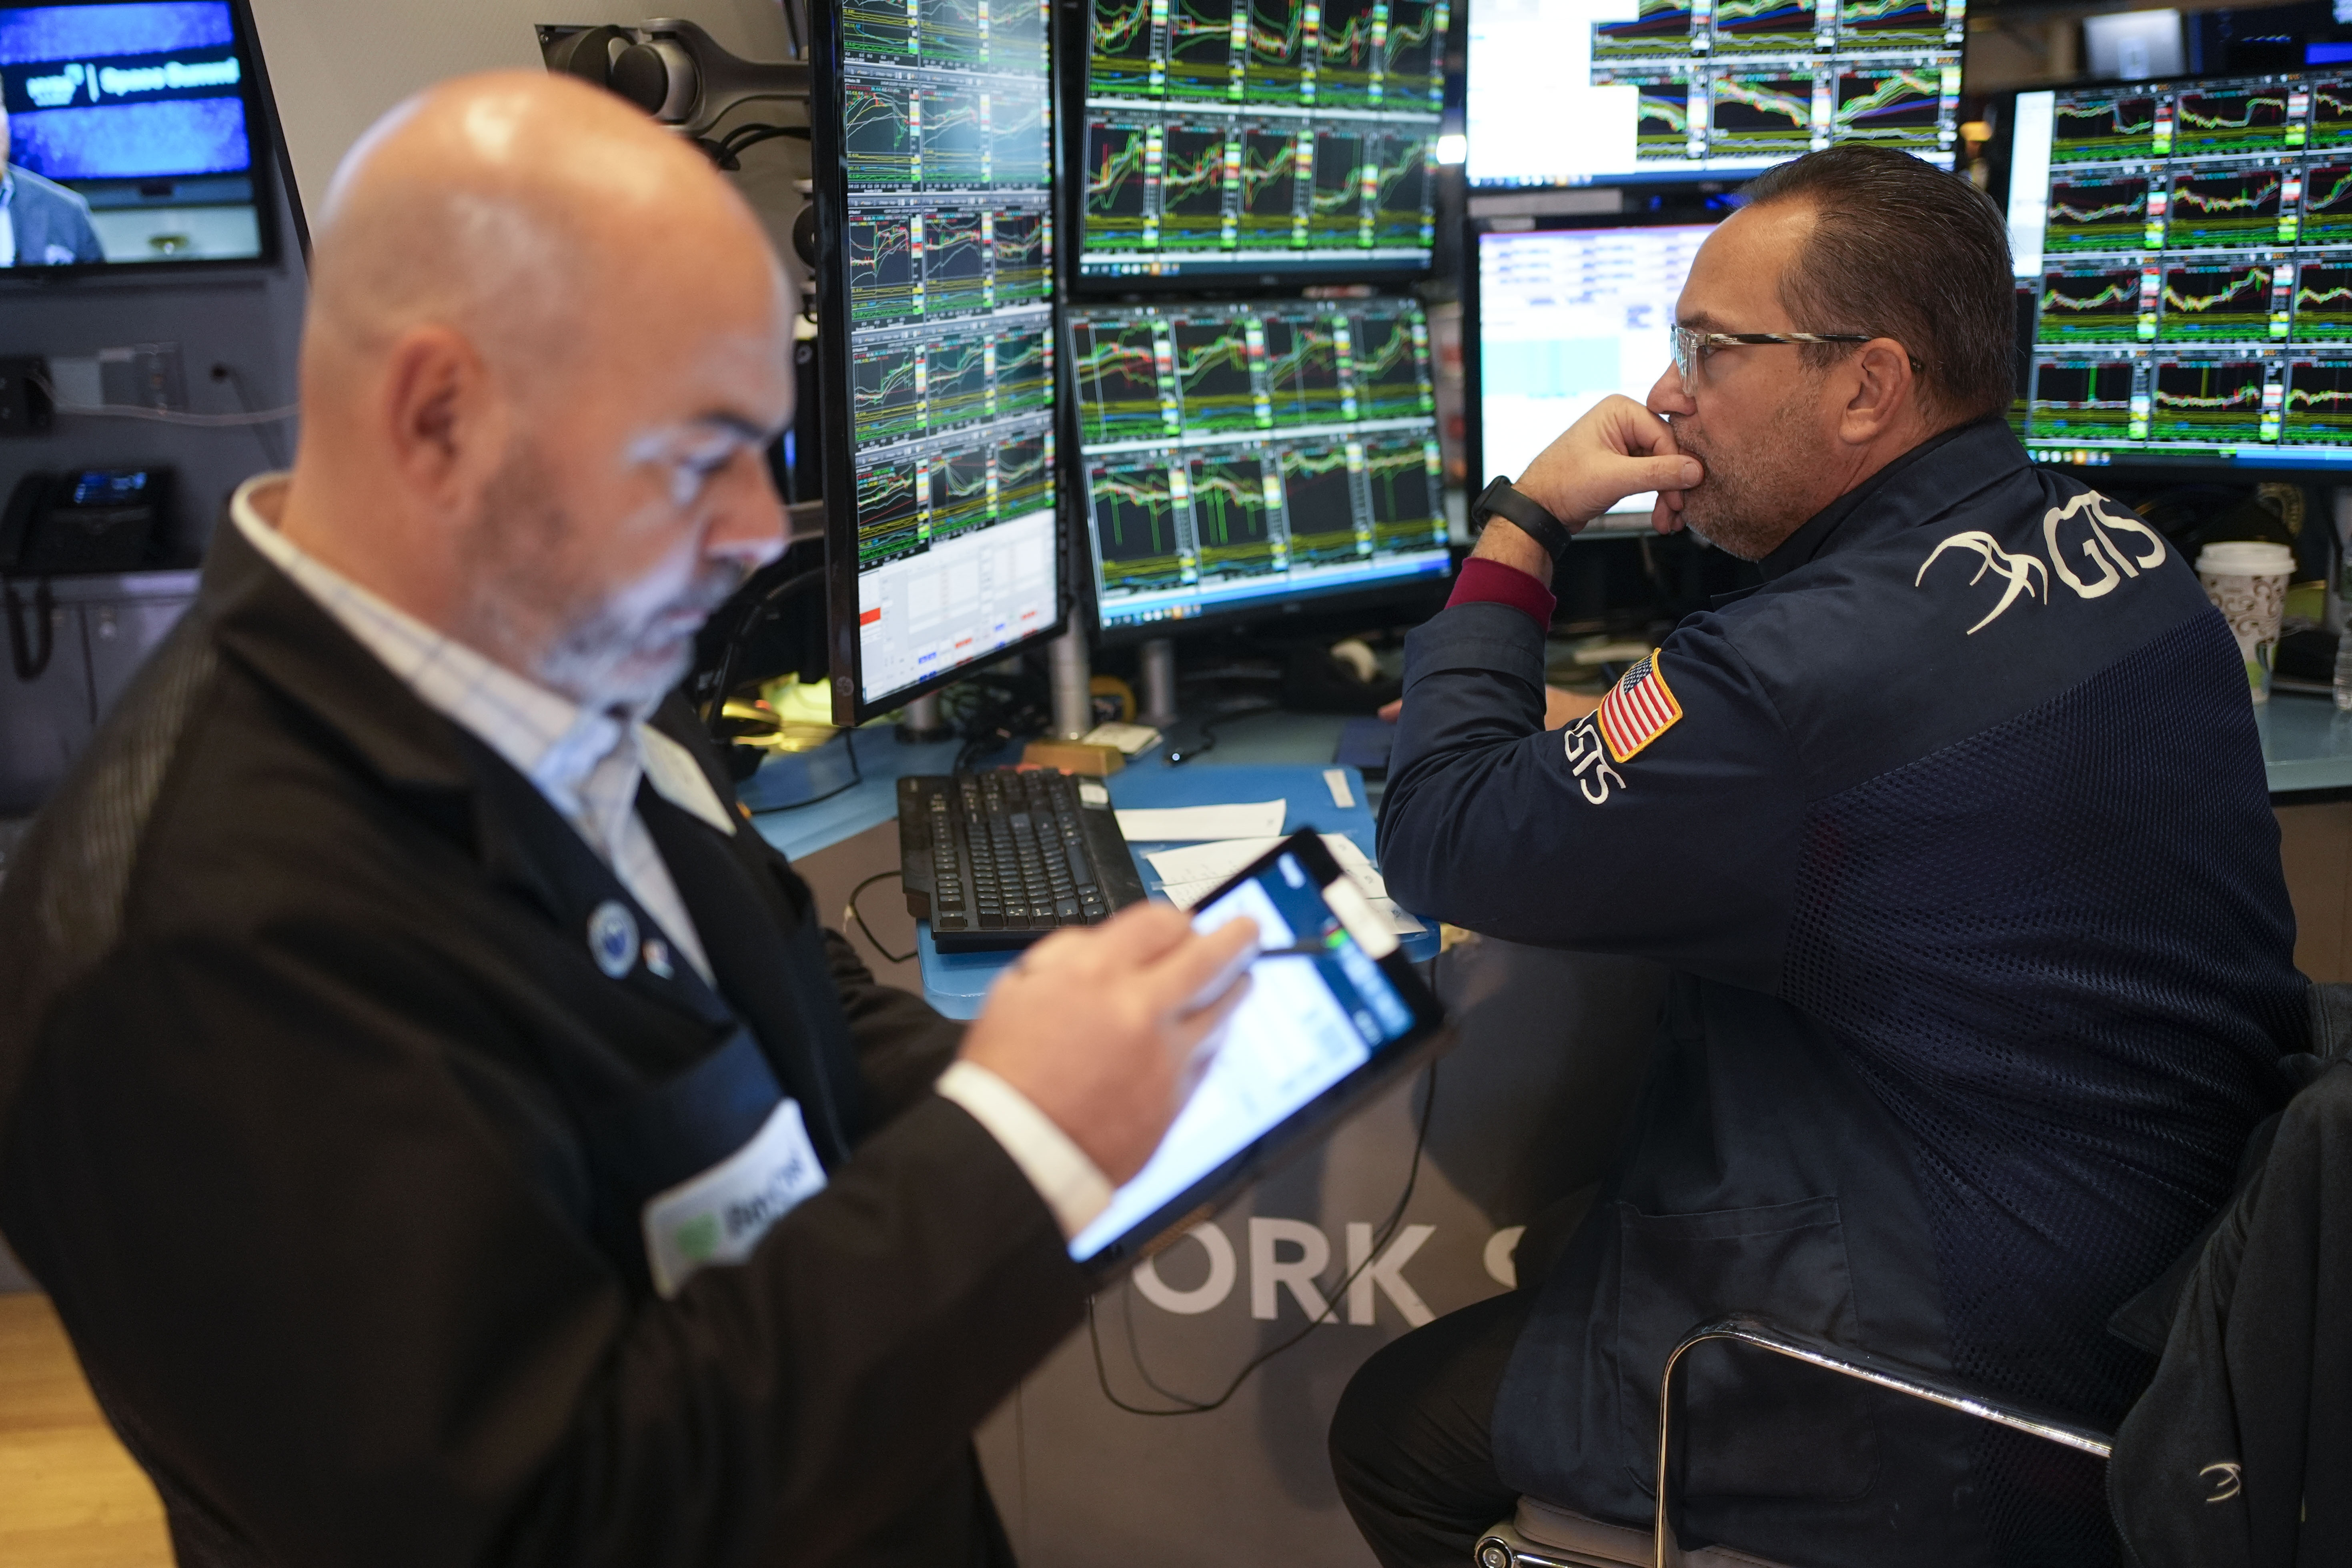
[1471,1315,2113,1568]
[1476,985,2352,1568]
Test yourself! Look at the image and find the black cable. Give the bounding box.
[212,362,290,470]
[702,565,827,735]
[1161,699,1280,766]
[720,124,804,156]
[845,866,914,964]
[753,725,864,813]
[941,669,1051,773]
[1088,1061,1438,1416]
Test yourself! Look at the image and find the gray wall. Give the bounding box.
[244,0,814,300]
[0,150,307,564]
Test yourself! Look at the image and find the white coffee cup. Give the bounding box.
[2196,541,2296,705]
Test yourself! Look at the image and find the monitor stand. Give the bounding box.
[896,692,952,743]
[1049,627,1093,740]
[1138,637,1178,729]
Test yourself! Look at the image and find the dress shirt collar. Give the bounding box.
[229,475,639,823]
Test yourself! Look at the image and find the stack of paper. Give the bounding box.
[1113,800,1286,841]
[1144,835,1425,936]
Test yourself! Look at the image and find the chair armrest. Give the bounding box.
[1651,1315,2114,1568]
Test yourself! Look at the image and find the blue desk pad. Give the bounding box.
[914,762,1438,1019]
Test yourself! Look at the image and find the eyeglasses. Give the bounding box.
[1669,324,1924,389]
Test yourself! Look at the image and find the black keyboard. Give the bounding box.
[898,770,1149,951]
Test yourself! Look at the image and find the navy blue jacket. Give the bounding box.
[1380,418,2306,1566]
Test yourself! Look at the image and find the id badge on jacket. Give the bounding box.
[641,1097,828,1298]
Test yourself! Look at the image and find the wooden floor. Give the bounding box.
[0,1294,171,1567]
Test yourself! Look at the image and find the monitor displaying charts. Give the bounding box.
[817,0,1065,719]
[1066,295,1450,632]
[2007,73,2352,470]
[1471,218,1716,531]
[1074,0,1444,280]
[1466,0,1963,189]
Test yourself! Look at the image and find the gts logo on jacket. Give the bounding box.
[1917,491,2169,634]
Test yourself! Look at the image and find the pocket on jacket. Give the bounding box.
[1614,1195,1878,1502]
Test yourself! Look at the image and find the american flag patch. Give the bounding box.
[1597,653,1682,763]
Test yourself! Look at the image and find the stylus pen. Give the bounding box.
[1253,940,1339,959]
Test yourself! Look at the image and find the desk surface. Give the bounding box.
[912,759,1437,1018]
[2260,692,2352,797]
[747,710,1356,865]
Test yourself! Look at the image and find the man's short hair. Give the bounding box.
[1740,146,2015,423]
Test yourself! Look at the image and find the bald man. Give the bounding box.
[0,74,1256,1568]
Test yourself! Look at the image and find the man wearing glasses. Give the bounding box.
[1332,146,2303,1568]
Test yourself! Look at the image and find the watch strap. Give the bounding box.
[1472,477,1574,563]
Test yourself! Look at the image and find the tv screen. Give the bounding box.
[0,0,268,269]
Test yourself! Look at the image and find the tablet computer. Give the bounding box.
[1070,830,1449,1282]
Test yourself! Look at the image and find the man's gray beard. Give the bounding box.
[1670,393,1828,563]
[537,560,745,716]
[457,444,745,714]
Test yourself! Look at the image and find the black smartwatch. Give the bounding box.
[1469,477,1575,564]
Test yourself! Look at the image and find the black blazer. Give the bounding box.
[0,519,1085,1567]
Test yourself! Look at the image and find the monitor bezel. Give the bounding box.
[1057,0,1442,296]
[1996,69,2352,486]
[1062,284,1456,649]
[0,0,286,283]
[811,0,1076,727]
[1463,208,1724,537]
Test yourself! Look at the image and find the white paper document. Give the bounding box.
[1114,800,1287,842]
[1144,835,1424,935]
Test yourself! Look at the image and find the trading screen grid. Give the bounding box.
[1078,0,1445,278]
[840,0,1062,703]
[1067,297,1450,628]
[2008,73,2352,468]
[1468,0,1961,189]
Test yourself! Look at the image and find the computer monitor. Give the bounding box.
[1066,292,1451,635]
[1069,0,1445,284]
[811,0,1068,724]
[1467,214,1718,533]
[0,0,277,270]
[2006,72,2352,471]
[1465,0,1963,191]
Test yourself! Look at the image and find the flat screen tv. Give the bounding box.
[0,0,277,272]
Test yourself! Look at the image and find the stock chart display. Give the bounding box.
[1078,0,1444,277]
[1468,0,1962,188]
[2009,73,2352,468]
[839,0,1062,703]
[1067,296,1448,628]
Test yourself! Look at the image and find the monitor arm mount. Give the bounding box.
[537,19,808,162]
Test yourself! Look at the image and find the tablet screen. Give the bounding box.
[1069,843,1424,1263]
